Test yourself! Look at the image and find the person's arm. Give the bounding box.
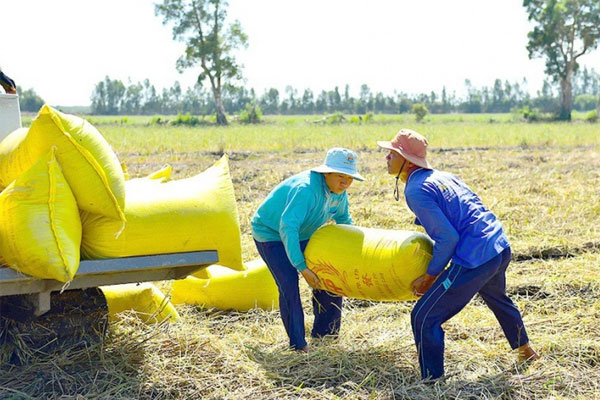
[333,194,353,225]
[279,188,323,289]
[406,186,459,277]
[279,187,314,272]
[0,71,16,94]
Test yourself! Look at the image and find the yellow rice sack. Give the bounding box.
[0,148,81,282]
[100,283,179,323]
[122,163,172,185]
[171,259,278,311]
[81,155,244,271]
[192,267,212,279]
[0,105,126,221]
[304,225,433,301]
[145,164,172,181]
[124,164,173,195]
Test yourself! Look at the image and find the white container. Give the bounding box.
[0,94,22,141]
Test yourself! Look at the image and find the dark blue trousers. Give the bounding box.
[254,239,343,350]
[411,247,530,379]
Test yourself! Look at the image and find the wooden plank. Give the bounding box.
[0,250,218,296]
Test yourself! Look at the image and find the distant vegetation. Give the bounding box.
[88,68,600,119]
[154,0,248,125]
[16,86,44,112]
[524,0,600,120]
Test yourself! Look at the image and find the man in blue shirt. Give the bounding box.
[378,129,539,380]
[252,148,364,352]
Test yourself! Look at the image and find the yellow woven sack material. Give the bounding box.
[171,259,279,311]
[124,164,173,195]
[145,164,172,181]
[100,283,179,323]
[81,155,244,271]
[0,105,126,221]
[304,225,434,301]
[0,148,81,282]
[192,267,212,279]
[0,127,28,191]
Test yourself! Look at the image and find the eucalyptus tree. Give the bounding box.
[155,0,248,125]
[91,76,126,115]
[523,0,600,120]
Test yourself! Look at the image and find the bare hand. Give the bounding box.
[301,268,322,290]
[411,273,437,297]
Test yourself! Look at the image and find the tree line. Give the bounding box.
[17,0,600,121]
[89,68,600,116]
[149,0,599,123]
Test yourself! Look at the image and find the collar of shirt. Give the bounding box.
[317,172,332,199]
[405,167,426,188]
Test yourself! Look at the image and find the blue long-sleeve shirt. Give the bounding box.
[404,168,509,276]
[251,170,353,271]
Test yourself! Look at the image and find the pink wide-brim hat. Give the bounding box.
[377,128,432,169]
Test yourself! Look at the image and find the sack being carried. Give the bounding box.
[304,225,433,301]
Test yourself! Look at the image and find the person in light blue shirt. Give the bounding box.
[378,129,539,380]
[252,148,364,352]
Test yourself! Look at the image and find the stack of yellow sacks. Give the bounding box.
[0,105,254,323]
[0,105,435,323]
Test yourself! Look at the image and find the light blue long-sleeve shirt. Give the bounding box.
[405,168,509,276]
[251,170,353,271]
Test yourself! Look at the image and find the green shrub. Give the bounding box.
[585,110,598,123]
[327,112,345,124]
[412,103,428,122]
[171,113,200,126]
[239,103,263,124]
[517,106,542,122]
[150,116,167,125]
[363,112,374,123]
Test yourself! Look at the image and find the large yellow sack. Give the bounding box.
[171,259,279,311]
[81,155,244,271]
[0,105,126,221]
[122,163,172,185]
[0,148,81,282]
[100,283,179,323]
[304,225,434,301]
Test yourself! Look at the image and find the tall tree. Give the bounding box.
[91,76,126,115]
[16,86,44,112]
[122,81,144,114]
[155,0,248,125]
[524,0,600,120]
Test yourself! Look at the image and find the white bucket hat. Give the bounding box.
[312,148,365,181]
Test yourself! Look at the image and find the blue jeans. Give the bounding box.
[411,247,529,379]
[254,239,343,350]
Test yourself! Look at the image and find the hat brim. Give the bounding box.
[377,141,432,169]
[312,165,365,181]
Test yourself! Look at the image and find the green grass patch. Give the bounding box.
[96,120,599,155]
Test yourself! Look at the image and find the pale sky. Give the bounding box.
[2,0,600,106]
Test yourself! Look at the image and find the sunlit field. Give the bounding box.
[2,114,600,399]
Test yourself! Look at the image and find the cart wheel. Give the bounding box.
[0,288,108,365]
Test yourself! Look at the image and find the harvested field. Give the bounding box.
[1,117,599,399]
